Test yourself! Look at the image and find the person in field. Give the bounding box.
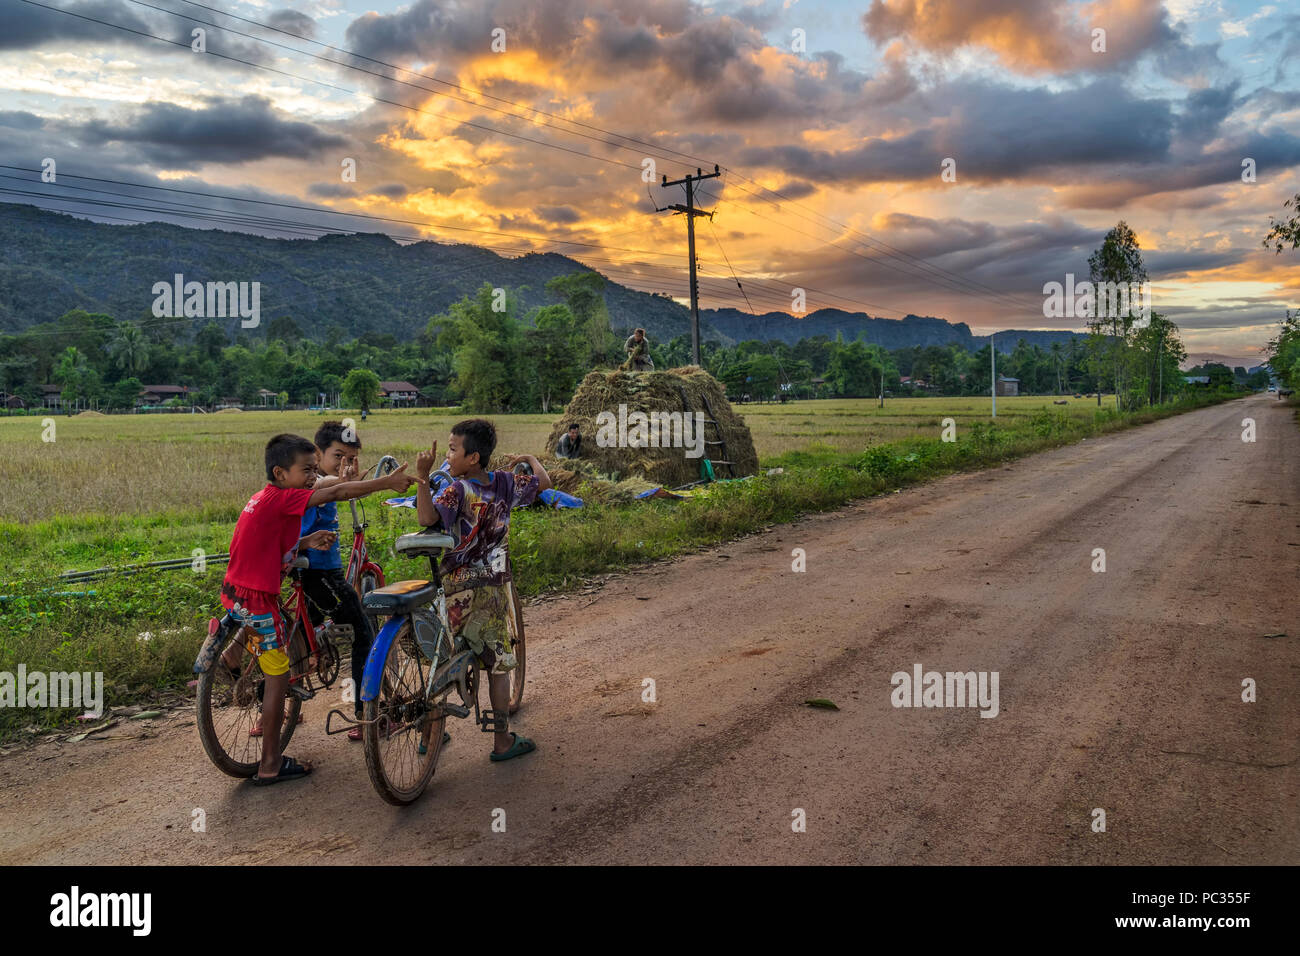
[623,328,654,371]
[413,419,550,761]
[216,433,413,784]
[555,423,582,459]
[298,421,379,742]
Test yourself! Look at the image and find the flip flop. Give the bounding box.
[251,755,311,786]
[489,732,535,762]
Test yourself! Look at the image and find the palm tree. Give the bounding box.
[109,323,149,375]
[54,346,88,408]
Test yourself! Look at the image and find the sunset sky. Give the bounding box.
[1,0,1297,362]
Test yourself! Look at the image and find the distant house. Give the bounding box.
[139,385,189,405]
[40,384,63,408]
[1,391,26,410]
[379,381,420,407]
[995,376,1019,397]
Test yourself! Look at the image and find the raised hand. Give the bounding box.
[384,462,415,492]
[415,442,438,479]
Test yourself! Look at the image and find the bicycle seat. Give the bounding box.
[289,555,310,569]
[395,530,456,557]
[362,579,438,613]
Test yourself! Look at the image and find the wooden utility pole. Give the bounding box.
[660,165,721,366]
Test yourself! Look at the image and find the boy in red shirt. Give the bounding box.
[219,433,413,785]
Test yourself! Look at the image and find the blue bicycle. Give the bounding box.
[326,530,526,805]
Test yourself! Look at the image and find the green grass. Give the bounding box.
[0,392,1236,739]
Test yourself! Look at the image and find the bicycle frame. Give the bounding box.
[344,500,385,593]
[356,553,499,732]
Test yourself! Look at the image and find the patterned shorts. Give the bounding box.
[444,585,516,675]
[220,583,290,677]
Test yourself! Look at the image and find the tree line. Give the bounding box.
[6,210,1290,413]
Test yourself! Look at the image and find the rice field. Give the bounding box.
[0,395,1103,524]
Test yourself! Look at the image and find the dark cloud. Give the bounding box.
[1176,83,1239,140]
[0,0,279,64]
[735,79,1174,187]
[0,111,45,130]
[76,96,349,168]
[308,182,356,198]
[535,204,581,224]
[265,9,317,40]
[0,0,151,52]
[370,183,410,200]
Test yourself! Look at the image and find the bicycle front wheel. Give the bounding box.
[196,631,301,778]
[363,621,441,806]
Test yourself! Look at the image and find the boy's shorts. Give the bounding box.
[444,585,516,675]
[220,583,290,677]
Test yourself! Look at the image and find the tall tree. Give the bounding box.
[341,368,381,412]
[109,322,150,376]
[546,272,615,368]
[526,304,584,413]
[1263,193,1300,255]
[1087,221,1148,410]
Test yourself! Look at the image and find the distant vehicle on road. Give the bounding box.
[1268,385,1278,392]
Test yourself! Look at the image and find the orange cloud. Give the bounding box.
[862,0,1172,74]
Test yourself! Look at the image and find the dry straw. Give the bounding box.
[542,366,759,488]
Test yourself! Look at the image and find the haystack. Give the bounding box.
[544,366,759,488]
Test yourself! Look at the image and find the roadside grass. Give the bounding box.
[0,391,1237,739]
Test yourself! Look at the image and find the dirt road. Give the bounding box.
[3,394,1297,865]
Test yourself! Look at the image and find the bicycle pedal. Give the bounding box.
[288,685,315,703]
[478,709,507,733]
[441,701,470,720]
[324,623,354,642]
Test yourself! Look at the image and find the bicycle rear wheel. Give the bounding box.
[363,621,441,806]
[505,578,526,714]
[196,631,302,778]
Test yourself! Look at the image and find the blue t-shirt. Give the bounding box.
[300,499,342,570]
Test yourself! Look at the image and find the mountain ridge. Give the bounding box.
[0,202,1082,352]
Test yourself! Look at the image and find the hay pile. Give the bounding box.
[543,366,758,488]
[75,410,107,417]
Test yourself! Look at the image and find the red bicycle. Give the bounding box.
[346,456,399,631]
[195,555,350,777]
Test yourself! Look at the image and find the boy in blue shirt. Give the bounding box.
[300,421,376,742]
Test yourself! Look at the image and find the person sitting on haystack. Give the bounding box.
[622,328,654,372]
[555,423,582,459]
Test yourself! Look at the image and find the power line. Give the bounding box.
[20,0,1052,317]
[3,174,920,319]
[16,0,649,175]
[165,0,720,172]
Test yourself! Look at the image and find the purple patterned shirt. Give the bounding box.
[430,471,540,593]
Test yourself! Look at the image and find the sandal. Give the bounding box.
[251,755,312,786]
[490,732,535,762]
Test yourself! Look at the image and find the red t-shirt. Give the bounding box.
[223,484,315,594]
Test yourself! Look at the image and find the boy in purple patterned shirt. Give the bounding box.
[414,418,550,761]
